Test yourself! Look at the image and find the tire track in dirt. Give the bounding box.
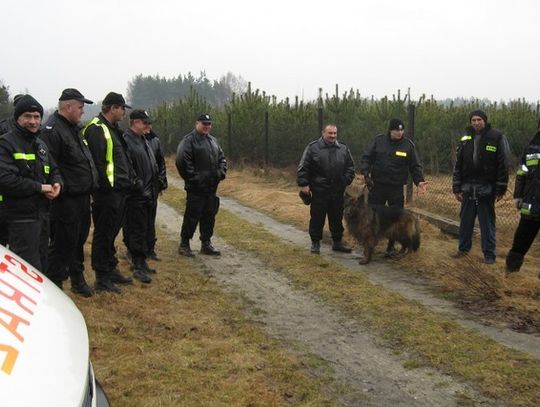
[168,178,540,360]
[156,200,497,406]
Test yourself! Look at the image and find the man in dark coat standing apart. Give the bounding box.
[176,113,227,257]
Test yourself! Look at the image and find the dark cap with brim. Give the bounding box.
[197,113,212,123]
[59,88,93,104]
[130,109,153,123]
[102,92,132,109]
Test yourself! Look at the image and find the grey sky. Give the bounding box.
[2,0,539,108]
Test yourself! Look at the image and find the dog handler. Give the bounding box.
[359,118,427,256]
[297,123,355,254]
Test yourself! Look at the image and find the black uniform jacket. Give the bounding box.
[123,128,158,201]
[41,111,98,195]
[146,130,167,191]
[513,131,540,218]
[176,130,227,194]
[452,124,509,196]
[359,133,424,186]
[84,113,134,192]
[297,137,355,194]
[0,124,62,220]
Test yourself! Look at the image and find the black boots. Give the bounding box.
[332,240,352,253]
[311,240,320,254]
[110,268,133,284]
[201,241,220,256]
[95,271,122,294]
[178,239,195,257]
[70,272,94,298]
[132,258,152,284]
[506,250,524,273]
[147,250,161,261]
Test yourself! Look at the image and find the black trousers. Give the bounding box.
[7,211,49,271]
[91,190,126,272]
[368,183,404,208]
[180,192,219,242]
[309,191,345,242]
[46,194,91,285]
[147,194,158,253]
[124,197,153,262]
[368,183,404,251]
[509,216,540,257]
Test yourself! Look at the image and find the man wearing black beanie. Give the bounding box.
[0,94,63,270]
[359,118,427,256]
[452,110,510,264]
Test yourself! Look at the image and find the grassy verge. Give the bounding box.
[163,183,540,407]
[71,232,333,406]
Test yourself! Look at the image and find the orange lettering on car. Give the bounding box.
[0,343,19,374]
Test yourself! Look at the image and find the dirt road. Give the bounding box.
[157,192,500,406]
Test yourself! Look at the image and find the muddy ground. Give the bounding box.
[156,185,510,406]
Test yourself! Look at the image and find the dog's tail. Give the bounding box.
[411,217,420,251]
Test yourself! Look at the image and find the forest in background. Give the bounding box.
[1,74,539,172]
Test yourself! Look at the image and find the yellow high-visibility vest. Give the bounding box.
[83,117,114,187]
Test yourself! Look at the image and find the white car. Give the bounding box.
[0,244,109,406]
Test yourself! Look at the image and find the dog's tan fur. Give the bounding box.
[343,192,420,264]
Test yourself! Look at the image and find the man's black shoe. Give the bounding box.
[178,242,195,257]
[70,273,94,297]
[311,240,320,254]
[110,268,133,284]
[133,268,152,284]
[332,241,352,253]
[95,278,122,294]
[201,242,221,256]
[147,250,161,261]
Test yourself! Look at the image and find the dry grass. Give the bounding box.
[161,184,540,407]
[70,232,333,406]
[210,165,540,333]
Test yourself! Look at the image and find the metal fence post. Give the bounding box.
[264,111,269,166]
[227,112,232,160]
[406,103,416,204]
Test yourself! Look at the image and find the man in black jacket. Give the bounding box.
[176,113,227,257]
[297,124,355,254]
[360,118,427,255]
[145,128,167,260]
[122,110,158,283]
[0,94,25,247]
[40,88,97,296]
[84,92,134,293]
[506,118,540,275]
[452,110,509,264]
[0,95,62,269]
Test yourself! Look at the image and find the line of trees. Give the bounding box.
[150,83,540,172]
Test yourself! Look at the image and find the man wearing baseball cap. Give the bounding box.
[360,118,427,257]
[83,92,134,293]
[176,113,227,257]
[122,109,159,283]
[0,95,63,269]
[40,88,97,296]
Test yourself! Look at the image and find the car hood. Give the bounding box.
[0,245,90,406]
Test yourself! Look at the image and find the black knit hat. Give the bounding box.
[388,118,405,131]
[469,109,488,123]
[14,95,43,120]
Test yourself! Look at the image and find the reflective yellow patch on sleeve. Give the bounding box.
[395,151,407,157]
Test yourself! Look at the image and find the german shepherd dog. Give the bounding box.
[343,191,420,264]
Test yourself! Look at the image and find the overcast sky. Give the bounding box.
[2,0,539,108]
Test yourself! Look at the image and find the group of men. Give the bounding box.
[298,110,540,274]
[0,89,168,296]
